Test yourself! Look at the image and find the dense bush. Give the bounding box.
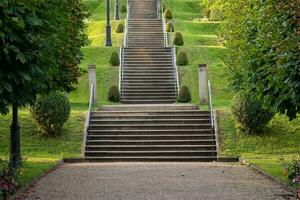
[109,52,120,66]
[116,23,124,33]
[0,159,18,199]
[176,51,189,66]
[282,159,300,189]
[222,0,300,120]
[177,86,191,102]
[108,86,120,102]
[166,22,174,32]
[163,9,173,19]
[231,91,274,134]
[173,32,184,46]
[121,4,127,13]
[31,92,71,136]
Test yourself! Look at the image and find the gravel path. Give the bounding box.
[19,162,295,200]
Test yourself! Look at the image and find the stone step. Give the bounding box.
[86,139,215,146]
[88,129,212,134]
[84,156,217,162]
[87,135,215,141]
[97,104,201,111]
[86,145,216,151]
[90,118,210,124]
[89,124,211,130]
[121,96,177,100]
[121,100,176,104]
[85,150,217,157]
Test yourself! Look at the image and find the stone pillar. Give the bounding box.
[199,64,207,104]
[88,64,97,101]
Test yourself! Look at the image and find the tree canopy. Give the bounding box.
[0,0,89,115]
[222,0,300,120]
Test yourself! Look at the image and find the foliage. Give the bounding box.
[109,52,120,66]
[231,91,274,134]
[222,0,300,120]
[164,9,173,19]
[0,0,89,115]
[107,86,120,102]
[116,23,124,33]
[120,4,127,13]
[176,51,189,66]
[166,22,174,32]
[199,0,223,20]
[282,159,300,189]
[177,86,191,102]
[0,160,18,199]
[30,92,71,136]
[173,32,184,46]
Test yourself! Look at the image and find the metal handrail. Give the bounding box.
[119,47,122,92]
[208,80,214,130]
[82,84,95,157]
[156,0,160,19]
[162,12,167,47]
[171,46,179,94]
[120,47,125,97]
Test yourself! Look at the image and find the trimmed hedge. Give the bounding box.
[109,52,120,66]
[173,32,184,46]
[176,51,189,66]
[121,4,127,13]
[163,9,173,19]
[177,86,191,102]
[30,92,71,136]
[108,85,120,102]
[116,23,124,33]
[166,22,174,32]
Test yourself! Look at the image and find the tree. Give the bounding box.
[222,0,300,120]
[0,0,88,169]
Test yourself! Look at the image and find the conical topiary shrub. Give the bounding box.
[121,4,127,13]
[177,86,191,102]
[164,9,173,19]
[166,22,174,32]
[107,85,120,102]
[176,51,189,66]
[173,32,184,46]
[109,52,120,66]
[116,23,124,33]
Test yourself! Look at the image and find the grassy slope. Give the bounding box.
[163,0,300,183]
[0,0,123,184]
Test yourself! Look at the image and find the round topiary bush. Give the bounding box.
[176,51,189,66]
[116,23,124,33]
[30,92,71,136]
[121,4,127,13]
[173,32,184,46]
[177,86,191,102]
[231,91,274,134]
[108,85,120,102]
[164,9,173,19]
[166,22,174,32]
[109,52,120,66]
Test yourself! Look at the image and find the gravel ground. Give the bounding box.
[18,162,295,200]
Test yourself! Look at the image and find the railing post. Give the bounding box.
[88,64,97,102]
[199,64,207,104]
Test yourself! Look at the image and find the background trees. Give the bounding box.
[222,0,300,120]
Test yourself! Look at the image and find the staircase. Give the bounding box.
[84,105,217,161]
[120,0,177,103]
[83,0,218,162]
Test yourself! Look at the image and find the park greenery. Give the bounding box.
[0,0,299,195]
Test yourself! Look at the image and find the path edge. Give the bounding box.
[9,160,64,200]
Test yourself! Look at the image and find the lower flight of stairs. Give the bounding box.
[84,104,217,162]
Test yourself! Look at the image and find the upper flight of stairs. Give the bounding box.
[120,0,177,103]
[84,105,217,161]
